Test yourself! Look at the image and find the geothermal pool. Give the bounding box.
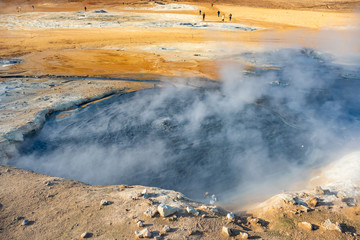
[14,48,360,203]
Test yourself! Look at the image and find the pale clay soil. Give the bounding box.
[1,0,360,239]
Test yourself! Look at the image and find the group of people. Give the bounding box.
[199,7,233,22]
[16,5,35,12]
[218,11,232,22]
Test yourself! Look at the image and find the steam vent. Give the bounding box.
[1,0,360,239]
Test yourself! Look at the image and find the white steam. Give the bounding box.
[12,46,360,204]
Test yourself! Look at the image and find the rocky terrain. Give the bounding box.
[1,0,360,239]
[1,161,360,239]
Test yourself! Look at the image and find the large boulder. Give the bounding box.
[158,203,177,217]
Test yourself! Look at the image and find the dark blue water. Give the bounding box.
[15,48,360,200]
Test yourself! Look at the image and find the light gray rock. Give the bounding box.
[314,186,325,195]
[81,232,91,238]
[158,203,177,217]
[199,205,218,213]
[301,205,311,212]
[322,219,342,232]
[186,206,199,216]
[144,206,158,218]
[239,232,249,239]
[222,226,234,237]
[21,219,29,226]
[211,207,219,213]
[226,212,235,220]
[100,199,109,206]
[306,197,318,208]
[163,225,171,232]
[137,220,144,227]
[176,193,184,200]
[142,189,148,199]
[135,228,152,238]
[298,221,313,231]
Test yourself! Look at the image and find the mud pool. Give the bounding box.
[13,48,360,203]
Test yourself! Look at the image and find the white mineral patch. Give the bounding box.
[319,152,360,196]
[133,3,198,11]
[0,11,258,31]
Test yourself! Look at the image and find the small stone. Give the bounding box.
[81,232,91,238]
[167,215,177,222]
[176,193,184,200]
[299,192,309,198]
[21,219,29,226]
[301,205,311,212]
[283,197,296,205]
[337,191,347,199]
[163,225,171,233]
[222,226,234,237]
[298,221,313,231]
[158,203,177,217]
[201,214,206,218]
[314,186,325,195]
[227,212,235,220]
[248,217,259,224]
[144,206,158,218]
[186,206,199,216]
[306,197,318,208]
[289,210,298,215]
[142,189,148,199]
[135,228,152,238]
[322,219,342,232]
[137,220,144,227]
[5,169,10,173]
[43,180,53,186]
[239,232,249,239]
[211,207,218,213]
[100,199,109,206]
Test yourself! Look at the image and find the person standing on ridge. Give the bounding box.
[217,10,220,17]
[222,14,225,22]
[84,6,87,12]
[229,13,232,21]
[199,9,201,15]
[203,13,205,21]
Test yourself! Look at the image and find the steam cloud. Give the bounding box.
[12,46,360,204]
